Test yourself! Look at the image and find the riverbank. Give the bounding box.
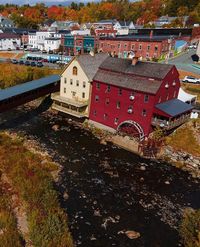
[0,132,73,247]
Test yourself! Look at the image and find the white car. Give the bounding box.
[182,76,200,84]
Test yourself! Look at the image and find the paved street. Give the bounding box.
[167,49,200,76]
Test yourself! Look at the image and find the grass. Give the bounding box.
[166,120,200,157]
[0,133,73,247]
[0,180,24,247]
[0,63,60,89]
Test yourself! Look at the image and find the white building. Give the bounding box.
[36,31,55,50]
[0,33,21,50]
[71,29,90,36]
[52,53,108,118]
[114,21,135,35]
[28,32,37,48]
[44,37,61,52]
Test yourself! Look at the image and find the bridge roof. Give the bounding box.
[0,75,60,102]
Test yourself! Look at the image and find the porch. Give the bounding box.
[151,113,191,130]
[51,93,88,118]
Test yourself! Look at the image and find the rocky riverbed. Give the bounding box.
[0,102,200,247]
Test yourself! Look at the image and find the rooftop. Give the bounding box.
[100,35,173,41]
[99,56,173,80]
[0,75,60,102]
[155,99,193,117]
[76,53,108,81]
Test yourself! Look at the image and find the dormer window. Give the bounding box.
[73,66,77,75]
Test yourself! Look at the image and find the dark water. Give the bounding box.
[0,104,199,247]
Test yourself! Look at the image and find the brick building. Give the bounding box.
[89,56,193,139]
[63,35,99,55]
[98,36,174,60]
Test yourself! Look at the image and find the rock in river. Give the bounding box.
[125,230,141,239]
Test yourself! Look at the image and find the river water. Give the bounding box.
[0,102,199,247]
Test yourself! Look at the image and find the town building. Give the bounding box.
[50,21,79,31]
[71,29,91,36]
[89,56,193,139]
[98,36,173,60]
[113,21,135,35]
[152,16,189,28]
[63,35,99,55]
[36,31,55,50]
[44,37,61,52]
[51,53,108,118]
[0,33,21,50]
[28,31,37,48]
[92,20,116,30]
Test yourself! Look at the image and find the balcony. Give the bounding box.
[51,93,88,118]
[151,114,191,130]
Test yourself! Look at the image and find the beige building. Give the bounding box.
[52,53,108,118]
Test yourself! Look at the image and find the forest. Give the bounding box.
[0,0,199,29]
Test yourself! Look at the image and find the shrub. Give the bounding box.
[180,208,200,247]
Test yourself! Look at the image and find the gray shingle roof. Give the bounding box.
[0,75,60,102]
[94,70,162,94]
[100,57,173,80]
[155,99,193,117]
[77,53,108,81]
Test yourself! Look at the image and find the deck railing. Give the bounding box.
[151,114,190,129]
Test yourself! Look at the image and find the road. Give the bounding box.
[167,49,200,76]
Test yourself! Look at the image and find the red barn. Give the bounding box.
[89,56,193,139]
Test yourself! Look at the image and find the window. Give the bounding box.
[93,110,97,116]
[118,43,120,48]
[83,81,86,88]
[72,91,76,97]
[105,98,110,105]
[124,43,127,48]
[114,118,119,124]
[70,79,73,85]
[64,87,66,93]
[116,101,120,109]
[142,109,147,117]
[139,44,142,50]
[76,80,79,86]
[95,95,99,102]
[64,78,67,84]
[82,92,85,98]
[155,46,158,51]
[118,88,122,96]
[103,113,108,120]
[131,44,135,50]
[73,66,78,75]
[106,85,111,93]
[147,45,150,51]
[144,95,149,102]
[96,82,100,90]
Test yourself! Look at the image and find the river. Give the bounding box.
[0,101,199,247]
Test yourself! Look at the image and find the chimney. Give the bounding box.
[132,57,138,66]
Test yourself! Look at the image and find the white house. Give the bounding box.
[113,21,135,35]
[0,33,21,50]
[44,37,61,52]
[52,53,108,118]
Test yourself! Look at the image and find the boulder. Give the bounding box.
[125,230,140,239]
[52,124,59,131]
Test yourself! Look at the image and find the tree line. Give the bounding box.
[0,0,199,29]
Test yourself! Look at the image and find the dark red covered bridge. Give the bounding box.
[0,75,60,113]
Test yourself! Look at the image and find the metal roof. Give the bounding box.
[0,74,60,102]
[94,70,162,94]
[99,57,173,80]
[155,99,193,117]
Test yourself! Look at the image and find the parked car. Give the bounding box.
[25,60,30,66]
[42,50,47,54]
[36,61,43,67]
[12,59,18,64]
[30,61,36,67]
[188,44,197,49]
[19,60,24,65]
[48,50,53,54]
[182,76,200,84]
[42,58,48,63]
[7,48,12,51]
